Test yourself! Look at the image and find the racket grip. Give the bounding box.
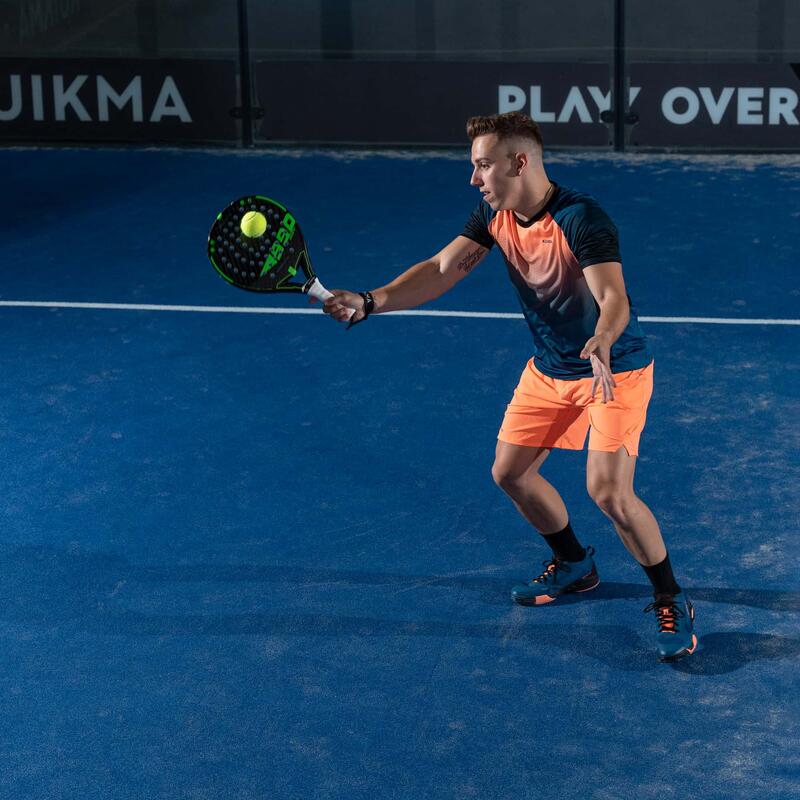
[305,277,355,320]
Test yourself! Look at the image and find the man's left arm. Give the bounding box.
[580,261,630,402]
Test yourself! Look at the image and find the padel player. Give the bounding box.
[317,112,697,662]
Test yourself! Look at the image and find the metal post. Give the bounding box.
[321,0,354,60]
[136,0,158,56]
[237,0,253,147]
[614,0,626,151]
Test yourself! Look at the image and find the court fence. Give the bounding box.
[1,0,799,151]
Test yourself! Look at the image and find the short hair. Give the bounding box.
[466,111,543,150]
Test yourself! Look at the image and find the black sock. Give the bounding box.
[541,521,586,562]
[641,553,682,599]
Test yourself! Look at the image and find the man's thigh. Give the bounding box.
[493,440,551,479]
[587,362,654,457]
[498,359,589,451]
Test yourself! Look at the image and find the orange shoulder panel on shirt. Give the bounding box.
[489,210,580,302]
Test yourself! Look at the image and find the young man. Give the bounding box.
[318,111,697,662]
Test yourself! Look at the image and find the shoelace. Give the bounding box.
[532,558,572,585]
[643,599,685,634]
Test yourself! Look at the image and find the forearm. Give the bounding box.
[371,259,452,314]
[594,294,630,346]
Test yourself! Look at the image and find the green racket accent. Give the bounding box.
[255,195,286,211]
[258,210,297,278]
[207,195,318,294]
[208,254,234,285]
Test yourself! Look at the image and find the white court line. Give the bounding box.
[0,300,799,326]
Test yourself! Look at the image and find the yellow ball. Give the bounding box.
[240,210,267,238]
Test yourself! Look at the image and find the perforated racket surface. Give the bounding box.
[207,195,317,292]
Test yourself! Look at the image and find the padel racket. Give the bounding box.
[207,195,352,317]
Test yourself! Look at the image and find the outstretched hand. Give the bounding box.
[580,333,616,403]
[309,290,365,324]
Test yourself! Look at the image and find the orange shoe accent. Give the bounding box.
[574,579,600,593]
[534,595,556,605]
[654,604,680,634]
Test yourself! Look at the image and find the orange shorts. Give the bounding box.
[498,360,654,456]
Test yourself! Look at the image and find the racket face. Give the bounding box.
[207,196,315,293]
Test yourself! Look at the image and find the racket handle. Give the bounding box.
[305,277,355,320]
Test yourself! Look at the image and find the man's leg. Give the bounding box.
[491,441,563,533]
[586,447,696,661]
[493,440,599,604]
[585,447,667,567]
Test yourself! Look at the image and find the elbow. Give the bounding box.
[597,294,629,336]
[612,300,630,334]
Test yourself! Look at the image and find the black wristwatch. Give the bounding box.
[347,291,375,329]
[360,291,375,317]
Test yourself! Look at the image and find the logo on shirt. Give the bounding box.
[542,239,553,244]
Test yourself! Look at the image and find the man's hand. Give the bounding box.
[309,290,365,324]
[580,332,616,403]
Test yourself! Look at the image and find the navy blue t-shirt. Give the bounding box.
[462,184,652,379]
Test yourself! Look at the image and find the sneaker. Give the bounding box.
[644,591,698,662]
[511,546,599,606]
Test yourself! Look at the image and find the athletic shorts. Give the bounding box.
[498,359,654,456]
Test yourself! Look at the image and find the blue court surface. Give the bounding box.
[1,146,799,800]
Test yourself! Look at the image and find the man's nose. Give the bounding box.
[470,170,481,186]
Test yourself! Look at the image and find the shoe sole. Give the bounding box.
[512,574,600,607]
[658,603,697,662]
[659,634,698,662]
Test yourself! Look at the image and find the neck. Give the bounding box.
[514,178,554,221]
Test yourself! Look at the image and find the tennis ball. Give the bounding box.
[240,210,267,238]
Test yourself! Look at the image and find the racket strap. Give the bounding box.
[347,291,375,329]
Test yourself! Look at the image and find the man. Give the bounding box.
[318,111,697,662]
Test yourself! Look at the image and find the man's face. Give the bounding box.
[469,134,520,210]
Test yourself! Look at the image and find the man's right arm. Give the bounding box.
[322,235,489,323]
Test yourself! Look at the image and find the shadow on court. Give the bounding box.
[672,632,800,676]
[2,544,799,676]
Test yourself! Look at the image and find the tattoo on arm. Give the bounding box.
[456,247,484,274]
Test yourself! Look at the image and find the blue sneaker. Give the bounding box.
[511,546,599,606]
[644,592,698,662]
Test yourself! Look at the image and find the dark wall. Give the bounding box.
[1,0,798,149]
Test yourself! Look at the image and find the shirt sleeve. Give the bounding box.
[461,202,495,250]
[570,203,621,268]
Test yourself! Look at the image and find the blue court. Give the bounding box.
[1,147,798,799]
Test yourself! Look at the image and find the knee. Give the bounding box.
[587,480,636,522]
[492,462,525,496]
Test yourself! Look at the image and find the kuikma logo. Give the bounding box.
[0,73,192,123]
[498,83,799,127]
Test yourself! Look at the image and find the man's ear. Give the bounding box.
[515,151,529,175]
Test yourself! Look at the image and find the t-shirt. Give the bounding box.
[461,183,653,379]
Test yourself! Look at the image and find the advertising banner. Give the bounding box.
[629,63,800,149]
[255,61,614,147]
[2,58,796,149]
[256,60,800,150]
[0,58,239,143]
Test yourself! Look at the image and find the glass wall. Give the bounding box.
[627,0,800,63]
[0,0,237,58]
[626,0,800,149]
[1,0,798,149]
[247,0,613,62]
[249,0,616,147]
[0,1,240,144]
